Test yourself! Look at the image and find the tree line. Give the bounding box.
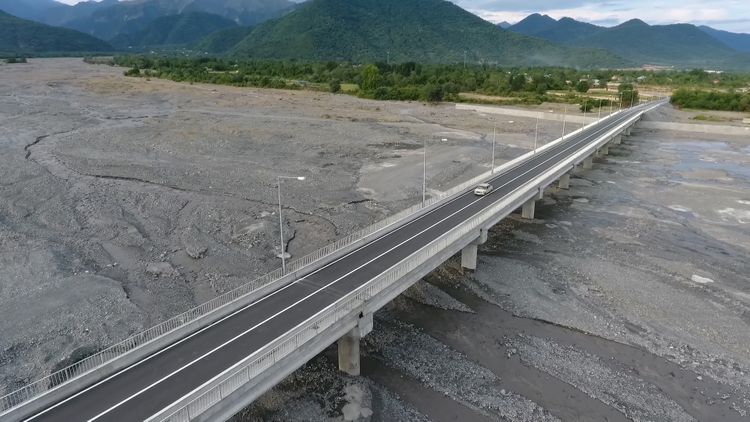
[670,89,750,112]
[110,56,750,111]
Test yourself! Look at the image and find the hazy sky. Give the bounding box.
[55,0,750,33]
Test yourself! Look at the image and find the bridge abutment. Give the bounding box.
[338,313,373,376]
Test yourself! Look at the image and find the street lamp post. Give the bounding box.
[598,99,602,121]
[533,113,540,154]
[582,105,587,129]
[423,137,448,206]
[561,105,567,140]
[491,124,497,173]
[277,175,306,272]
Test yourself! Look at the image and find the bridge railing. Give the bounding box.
[151,104,654,422]
[151,158,545,422]
[0,105,627,416]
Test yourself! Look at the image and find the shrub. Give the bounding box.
[124,67,141,77]
[330,79,341,93]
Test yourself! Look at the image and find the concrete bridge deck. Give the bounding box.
[2,101,663,422]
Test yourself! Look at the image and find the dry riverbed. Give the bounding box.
[1,59,748,421]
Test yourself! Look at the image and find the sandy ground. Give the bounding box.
[241,109,750,420]
[1,59,749,421]
[0,58,557,396]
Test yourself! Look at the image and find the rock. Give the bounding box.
[182,226,208,260]
[146,262,177,278]
[691,275,714,284]
[186,245,208,260]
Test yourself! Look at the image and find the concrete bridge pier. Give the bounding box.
[601,144,609,155]
[558,173,571,190]
[461,229,488,271]
[613,135,622,145]
[583,156,594,169]
[520,188,544,220]
[338,312,374,376]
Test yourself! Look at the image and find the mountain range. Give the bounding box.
[508,14,750,70]
[228,0,626,67]
[1,0,294,40]
[0,9,111,53]
[2,0,750,71]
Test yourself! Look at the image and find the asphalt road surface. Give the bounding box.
[22,103,656,422]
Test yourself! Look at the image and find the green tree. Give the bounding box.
[509,73,526,92]
[618,83,639,106]
[360,64,381,91]
[575,80,590,93]
[330,79,341,93]
[422,84,444,103]
[124,67,141,77]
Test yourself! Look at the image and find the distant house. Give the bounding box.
[607,82,621,90]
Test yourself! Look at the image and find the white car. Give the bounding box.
[474,183,493,196]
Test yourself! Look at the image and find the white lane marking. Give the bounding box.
[24,157,477,421]
[147,111,645,417]
[86,179,495,421]
[28,104,648,421]
[91,106,641,420]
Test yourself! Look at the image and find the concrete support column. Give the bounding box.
[625,127,632,136]
[583,156,593,169]
[461,229,488,271]
[613,135,622,145]
[461,243,478,271]
[338,313,373,376]
[558,173,570,190]
[521,198,536,220]
[601,145,609,155]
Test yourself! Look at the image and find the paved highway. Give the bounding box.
[25,103,653,422]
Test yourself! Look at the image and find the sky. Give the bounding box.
[55,0,750,33]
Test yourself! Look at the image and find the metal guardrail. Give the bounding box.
[0,105,631,415]
[150,105,652,422]
[153,165,540,422]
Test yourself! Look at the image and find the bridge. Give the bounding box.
[0,100,664,422]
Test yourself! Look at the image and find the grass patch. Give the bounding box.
[692,114,727,122]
